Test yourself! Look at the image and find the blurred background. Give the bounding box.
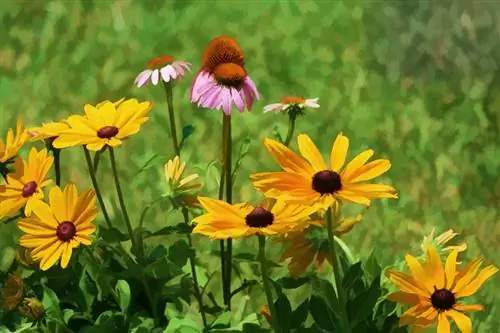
[1,0,500,330]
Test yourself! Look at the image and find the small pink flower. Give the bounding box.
[263,96,320,113]
[135,55,191,88]
[190,63,259,116]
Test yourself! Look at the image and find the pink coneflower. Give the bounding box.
[263,96,320,113]
[135,55,191,87]
[190,36,260,116]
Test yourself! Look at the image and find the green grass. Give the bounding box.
[1,0,500,331]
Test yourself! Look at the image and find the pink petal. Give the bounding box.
[204,86,224,109]
[232,87,245,113]
[222,89,233,115]
[151,69,160,85]
[134,69,152,88]
[190,70,205,101]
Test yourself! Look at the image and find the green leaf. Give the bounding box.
[179,125,196,150]
[311,277,342,315]
[98,226,129,243]
[349,276,382,328]
[274,292,293,332]
[211,311,233,329]
[44,319,73,333]
[78,270,96,313]
[129,314,156,333]
[62,309,75,325]
[41,282,64,322]
[142,223,192,239]
[80,311,127,333]
[163,317,201,333]
[168,239,194,268]
[0,247,16,272]
[272,125,284,143]
[342,261,364,292]
[291,299,310,329]
[276,276,311,289]
[309,295,338,332]
[363,251,381,280]
[115,280,131,313]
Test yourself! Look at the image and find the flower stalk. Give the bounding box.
[163,82,181,156]
[283,114,297,147]
[258,235,279,333]
[223,113,234,309]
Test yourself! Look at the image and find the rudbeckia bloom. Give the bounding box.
[17,184,97,271]
[0,273,24,311]
[263,96,320,114]
[250,133,397,209]
[29,122,70,142]
[19,297,44,320]
[192,197,315,239]
[52,98,153,151]
[135,55,191,87]
[190,35,259,115]
[0,148,53,219]
[279,213,362,277]
[421,228,467,260]
[164,156,203,196]
[0,117,29,163]
[386,245,498,333]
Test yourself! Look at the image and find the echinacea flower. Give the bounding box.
[190,35,259,115]
[19,297,44,320]
[0,148,53,219]
[0,117,29,163]
[0,273,24,311]
[386,245,498,333]
[52,98,153,151]
[164,156,203,197]
[278,213,362,277]
[250,133,397,209]
[263,96,319,115]
[135,55,191,87]
[18,184,98,271]
[192,197,316,239]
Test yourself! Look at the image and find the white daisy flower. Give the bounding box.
[263,96,319,113]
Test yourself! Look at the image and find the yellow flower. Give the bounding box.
[421,228,467,258]
[0,148,53,219]
[52,98,153,151]
[386,245,498,333]
[28,122,70,142]
[19,297,44,320]
[192,197,316,239]
[279,214,363,277]
[164,156,203,196]
[250,133,397,210]
[0,117,29,163]
[18,184,98,271]
[0,273,24,311]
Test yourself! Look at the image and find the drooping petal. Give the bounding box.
[454,264,498,298]
[446,310,471,333]
[436,312,451,333]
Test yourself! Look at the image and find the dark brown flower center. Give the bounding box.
[213,63,246,88]
[245,207,274,228]
[280,96,306,105]
[202,35,245,73]
[97,126,119,139]
[147,55,174,69]
[56,221,76,242]
[431,288,455,311]
[312,170,342,195]
[22,181,38,197]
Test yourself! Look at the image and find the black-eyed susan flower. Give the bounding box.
[250,133,397,209]
[0,117,29,163]
[52,98,153,151]
[0,273,24,311]
[17,184,97,271]
[0,148,53,219]
[164,156,203,197]
[421,228,467,258]
[19,297,44,320]
[279,213,363,277]
[386,245,498,333]
[192,197,316,239]
[135,55,191,87]
[190,35,259,115]
[263,96,319,115]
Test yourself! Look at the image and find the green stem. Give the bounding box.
[182,207,208,327]
[93,149,101,173]
[163,82,181,156]
[108,148,138,257]
[283,115,297,147]
[218,113,228,307]
[258,235,279,333]
[83,148,113,229]
[52,148,61,186]
[325,207,351,333]
[223,114,233,309]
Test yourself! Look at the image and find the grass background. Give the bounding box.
[1,0,500,331]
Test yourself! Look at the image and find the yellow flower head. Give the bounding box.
[0,273,24,311]
[0,148,53,219]
[0,117,29,163]
[28,121,70,142]
[52,98,153,151]
[18,184,98,271]
[250,133,397,210]
[386,245,498,333]
[421,228,467,259]
[164,156,203,196]
[279,213,363,277]
[19,297,44,320]
[192,197,316,239]
[17,246,39,268]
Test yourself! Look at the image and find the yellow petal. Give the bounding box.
[437,312,451,333]
[385,270,429,297]
[405,255,434,294]
[329,133,349,172]
[336,190,371,206]
[30,201,58,228]
[446,310,471,333]
[38,241,64,271]
[426,245,445,289]
[263,137,314,176]
[452,258,483,293]
[454,264,499,298]
[341,149,374,179]
[195,197,246,221]
[453,303,484,312]
[387,291,421,305]
[444,250,459,289]
[348,159,391,183]
[60,243,73,269]
[297,134,327,171]
[84,104,106,128]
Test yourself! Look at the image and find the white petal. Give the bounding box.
[151,69,160,85]
[263,103,285,113]
[134,69,152,88]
